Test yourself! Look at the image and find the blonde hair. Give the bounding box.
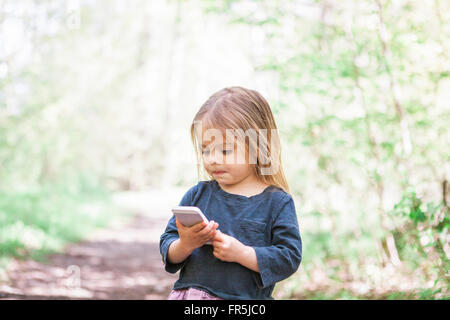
[190,86,290,194]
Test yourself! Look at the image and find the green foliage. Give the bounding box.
[1,0,448,299]
[389,188,449,289]
[390,189,445,227]
[202,0,450,299]
[0,176,124,267]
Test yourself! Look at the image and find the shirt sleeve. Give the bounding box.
[253,195,302,288]
[159,184,197,273]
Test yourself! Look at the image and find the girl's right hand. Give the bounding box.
[176,218,219,253]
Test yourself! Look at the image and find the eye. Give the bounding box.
[201,149,210,155]
[223,150,232,155]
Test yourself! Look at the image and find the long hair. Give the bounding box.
[190,86,290,194]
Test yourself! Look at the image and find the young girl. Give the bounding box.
[160,86,302,300]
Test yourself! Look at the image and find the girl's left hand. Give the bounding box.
[212,230,247,263]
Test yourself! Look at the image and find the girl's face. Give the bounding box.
[199,130,256,186]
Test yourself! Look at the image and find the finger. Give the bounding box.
[211,223,219,236]
[205,221,218,233]
[206,225,220,241]
[208,221,219,235]
[213,249,221,259]
[191,221,207,232]
[175,218,184,230]
[199,221,215,236]
[213,228,222,238]
[204,232,216,243]
[210,230,220,242]
[214,230,224,242]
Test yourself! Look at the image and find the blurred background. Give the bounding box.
[0,0,449,299]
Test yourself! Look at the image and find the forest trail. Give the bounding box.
[0,189,184,299]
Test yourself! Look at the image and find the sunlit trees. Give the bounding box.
[1,0,448,298]
[201,0,449,298]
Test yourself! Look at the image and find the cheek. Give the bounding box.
[227,164,253,177]
[227,147,248,165]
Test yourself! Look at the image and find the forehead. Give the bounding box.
[201,137,236,148]
[195,126,239,148]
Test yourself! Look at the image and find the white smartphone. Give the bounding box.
[171,206,209,227]
[171,206,212,245]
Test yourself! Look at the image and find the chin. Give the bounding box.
[215,175,231,183]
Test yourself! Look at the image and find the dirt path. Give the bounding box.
[0,190,183,300]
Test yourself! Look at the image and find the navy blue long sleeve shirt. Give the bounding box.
[159,179,302,300]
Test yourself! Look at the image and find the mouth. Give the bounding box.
[212,171,226,175]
